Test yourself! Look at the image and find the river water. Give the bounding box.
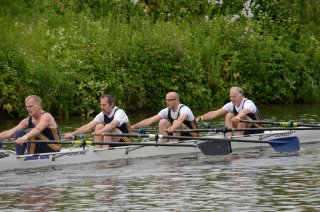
[1,104,320,211]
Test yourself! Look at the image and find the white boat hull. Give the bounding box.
[0,143,202,172]
[229,128,320,150]
[1,129,319,172]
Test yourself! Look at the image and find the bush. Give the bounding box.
[0,0,319,117]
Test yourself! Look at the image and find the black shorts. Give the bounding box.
[28,143,60,154]
[244,125,265,135]
[109,138,130,147]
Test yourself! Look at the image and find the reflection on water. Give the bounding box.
[1,104,320,211]
[1,143,320,211]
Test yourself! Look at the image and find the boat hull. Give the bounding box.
[229,128,320,150]
[1,129,319,172]
[0,144,201,172]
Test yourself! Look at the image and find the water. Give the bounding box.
[1,104,320,211]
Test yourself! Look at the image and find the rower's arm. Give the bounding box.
[235,108,250,120]
[65,120,98,138]
[131,115,161,129]
[167,113,187,132]
[24,113,52,139]
[199,108,227,122]
[97,119,119,133]
[0,118,28,139]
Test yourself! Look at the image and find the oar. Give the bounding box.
[0,135,300,155]
[132,122,215,134]
[103,133,233,155]
[0,139,198,148]
[232,136,299,152]
[174,126,320,133]
[240,120,320,127]
[103,132,222,141]
[0,139,231,156]
[104,133,300,153]
[198,136,300,155]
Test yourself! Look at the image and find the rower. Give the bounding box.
[131,91,198,142]
[64,94,131,148]
[197,87,264,136]
[0,95,61,155]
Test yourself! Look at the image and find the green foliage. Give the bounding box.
[0,0,320,118]
[0,19,31,117]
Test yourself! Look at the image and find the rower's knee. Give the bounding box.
[159,119,171,128]
[95,123,104,130]
[14,129,26,139]
[225,113,235,127]
[225,112,234,120]
[14,129,27,155]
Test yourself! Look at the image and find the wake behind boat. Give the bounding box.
[0,127,318,172]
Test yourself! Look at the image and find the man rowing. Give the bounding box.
[131,91,198,142]
[0,95,61,155]
[64,94,131,148]
[197,87,263,136]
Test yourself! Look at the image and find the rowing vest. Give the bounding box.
[233,100,263,124]
[104,108,130,133]
[28,113,61,154]
[104,108,131,143]
[167,105,197,130]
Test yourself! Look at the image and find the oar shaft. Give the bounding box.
[104,133,215,141]
[0,141,13,145]
[24,140,198,147]
[1,136,300,155]
[132,128,158,133]
[14,138,269,144]
[240,120,320,127]
[1,139,199,146]
[229,139,267,144]
[240,120,285,126]
[175,126,320,133]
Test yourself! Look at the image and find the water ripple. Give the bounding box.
[1,143,320,211]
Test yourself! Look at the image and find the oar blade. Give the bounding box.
[268,136,300,152]
[198,139,232,156]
